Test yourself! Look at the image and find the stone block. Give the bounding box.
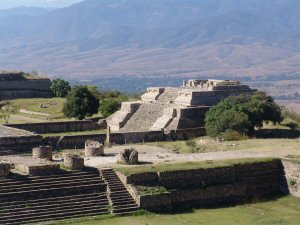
[118,147,138,165]
[0,161,12,177]
[64,154,84,170]
[85,140,104,157]
[32,146,52,161]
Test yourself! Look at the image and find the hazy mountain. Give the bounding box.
[0,7,49,18]
[1,0,300,79]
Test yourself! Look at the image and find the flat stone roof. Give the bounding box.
[0,125,36,137]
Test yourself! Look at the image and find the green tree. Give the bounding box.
[63,86,99,120]
[100,99,121,118]
[50,78,71,97]
[0,105,19,124]
[205,91,282,139]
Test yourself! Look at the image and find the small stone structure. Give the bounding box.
[32,146,53,161]
[85,140,104,157]
[118,147,138,165]
[64,154,84,170]
[0,161,12,177]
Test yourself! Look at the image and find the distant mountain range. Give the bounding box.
[1,0,300,79]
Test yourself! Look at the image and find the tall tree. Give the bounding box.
[63,86,99,120]
[50,78,71,97]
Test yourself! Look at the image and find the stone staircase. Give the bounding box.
[120,103,164,132]
[100,168,139,215]
[156,88,179,104]
[0,169,109,224]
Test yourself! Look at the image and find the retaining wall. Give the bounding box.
[6,120,102,134]
[42,128,205,149]
[120,159,283,211]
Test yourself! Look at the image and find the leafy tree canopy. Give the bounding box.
[63,86,99,120]
[205,91,282,138]
[50,78,71,97]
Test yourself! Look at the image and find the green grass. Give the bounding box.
[146,136,300,154]
[42,129,107,137]
[9,98,66,117]
[47,195,300,225]
[114,157,277,175]
[136,185,168,195]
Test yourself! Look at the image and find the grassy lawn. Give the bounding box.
[48,195,300,225]
[146,137,300,154]
[42,129,107,137]
[114,157,276,175]
[1,98,103,124]
[9,98,66,117]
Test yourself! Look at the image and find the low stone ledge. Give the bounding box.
[139,193,172,211]
[125,172,159,185]
[15,163,60,176]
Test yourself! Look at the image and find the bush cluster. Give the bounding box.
[205,91,282,140]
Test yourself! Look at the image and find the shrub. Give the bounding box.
[220,130,248,141]
[63,86,99,120]
[205,91,282,138]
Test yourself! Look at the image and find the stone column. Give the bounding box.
[0,162,12,177]
[118,147,139,165]
[32,146,53,161]
[85,140,104,157]
[64,154,84,170]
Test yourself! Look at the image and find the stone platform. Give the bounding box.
[0,155,60,175]
[0,125,42,154]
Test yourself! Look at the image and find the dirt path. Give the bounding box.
[84,144,300,167]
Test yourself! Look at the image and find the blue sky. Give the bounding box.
[0,0,84,9]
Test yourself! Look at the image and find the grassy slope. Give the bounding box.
[114,158,276,175]
[48,196,300,225]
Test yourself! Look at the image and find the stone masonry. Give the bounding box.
[85,140,104,157]
[107,79,255,132]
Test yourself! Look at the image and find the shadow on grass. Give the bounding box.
[255,129,300,139]
[156,193,287,216]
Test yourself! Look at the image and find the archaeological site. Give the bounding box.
[0,77,298,225]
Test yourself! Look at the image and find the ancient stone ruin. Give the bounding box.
[118,147,138,165]
[0,71,52,100]
[107,79,255,132]
[64,154,84,170]
[85,140,104,157]
[0,161,12,177]
[32,146,53,161]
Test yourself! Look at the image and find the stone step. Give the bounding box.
[0,177,104,191]
[113,202,138,208]
[0,207,109,225]
[110,196,133,203]
[0,200,108,216]
[0,196,108,212]
[0,183,105,201]
[0,192,105,208]
[1,170,99,181]
[113,205,139,214]
[0,173,100,185]
[114,198,135,204]
[0,179,103,194]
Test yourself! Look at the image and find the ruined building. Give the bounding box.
[107,79,255,132]
[0,71,52,99]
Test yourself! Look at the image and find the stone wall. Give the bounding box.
[0,75,52,99]
[42,128,206,150]
[0,135,43,154]
[120,159,284,211]
[6,120,101,134]
[280,160,300,197]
